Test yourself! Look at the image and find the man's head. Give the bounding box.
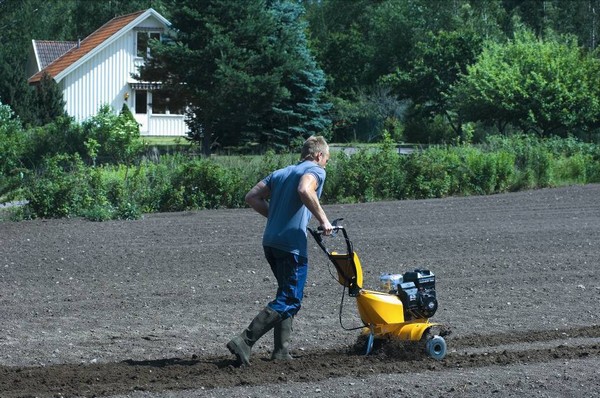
[301,135,330,167]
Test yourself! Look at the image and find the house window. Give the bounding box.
[150,89,185,115]
[136,31,160,58]
[135,90,147,114]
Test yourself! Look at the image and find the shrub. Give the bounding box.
[133,158,180,213]
[15,132,599,221]
[24,154,144,220]
[325,150,388,202]
[464,147,498,195]
[485,134,553,190]
[324,133,405,202]
[160,158,244,211]
[0,102,28,197]
[82,105,143,165]
[23,116,86,168]
[458,147,514,195]
[493,150,516,192]
[25,154,98,218]
[403,147,453,199]
[334,149,378,202]
[115,201,141,220]
[81,204,115,222]
[586,160,600,183]
[401,144,515,199]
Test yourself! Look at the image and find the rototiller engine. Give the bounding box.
[308,221,447,360]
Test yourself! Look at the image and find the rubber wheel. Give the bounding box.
[425,335,446,360]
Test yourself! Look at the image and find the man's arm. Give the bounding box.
[298,174,333,234]
[245,181,270,218]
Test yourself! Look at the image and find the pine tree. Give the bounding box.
[139,0,330,155]
[260,0,331,150]
[31,72,67,126]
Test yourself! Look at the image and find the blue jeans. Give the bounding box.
[263,246,308,319]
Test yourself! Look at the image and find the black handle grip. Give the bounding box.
[316,225,343,233]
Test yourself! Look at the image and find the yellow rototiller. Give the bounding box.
[308,221,447,360]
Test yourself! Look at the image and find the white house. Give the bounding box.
[28,8,188,137]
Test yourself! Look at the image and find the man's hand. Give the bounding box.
[320,220,334,236]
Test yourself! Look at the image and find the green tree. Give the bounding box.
[260,0,331,150]
[0,0,74,125]
[305,0,379,96]
[306,0,421,141]
[0,102,28,196]
[550,0,600,50]
[139,0,329,155]
[381,28,484,140]
[305,0,507,143]
[0,48,36,126]
[24,115,86,168]
[502,0,549,38]
[31,72,67,126]
[450,30,600,137]
[501,0,600,50]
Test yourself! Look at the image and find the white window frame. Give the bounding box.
[135,30,161,59]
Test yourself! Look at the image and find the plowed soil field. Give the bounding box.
[1,184,599,398]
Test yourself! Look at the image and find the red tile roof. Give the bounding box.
[29,9,146,84]
[34,40,78,70]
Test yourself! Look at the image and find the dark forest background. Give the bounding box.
[2,0,600,150]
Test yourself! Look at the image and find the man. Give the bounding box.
[226,135,333,366]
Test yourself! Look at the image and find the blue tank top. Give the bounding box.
[262,160,326,257]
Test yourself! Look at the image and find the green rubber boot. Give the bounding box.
[226,306,281,366]
[271,316,293,360]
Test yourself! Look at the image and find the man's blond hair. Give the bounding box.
[301,135,329,161]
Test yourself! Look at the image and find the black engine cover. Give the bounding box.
[398,269,438,319]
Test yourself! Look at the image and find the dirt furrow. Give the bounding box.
[1,330,598,398]
[446,324,600,349]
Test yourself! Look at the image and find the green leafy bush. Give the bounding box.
[23,154,145,220]
[81,203,115,222]
[82,105,143,165]
[451,30,600,137]
[134,159,180,213]
[552,153,593,185]
[492,150,516,192]
[403,147,453,199]
[460,147,515,195]
[399,143,515,199]
[464,147,496,194]
[24,116,86,167]
[160,158,245,211]
[485,134,552,189]
[324,133,405,202]
[12,104,143,172]
[115,201,141,220]
[25,154,97,218]
[0,102,28,198]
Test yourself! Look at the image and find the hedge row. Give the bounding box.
[9,134,600,221]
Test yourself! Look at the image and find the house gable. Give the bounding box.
[28,8,170,85]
